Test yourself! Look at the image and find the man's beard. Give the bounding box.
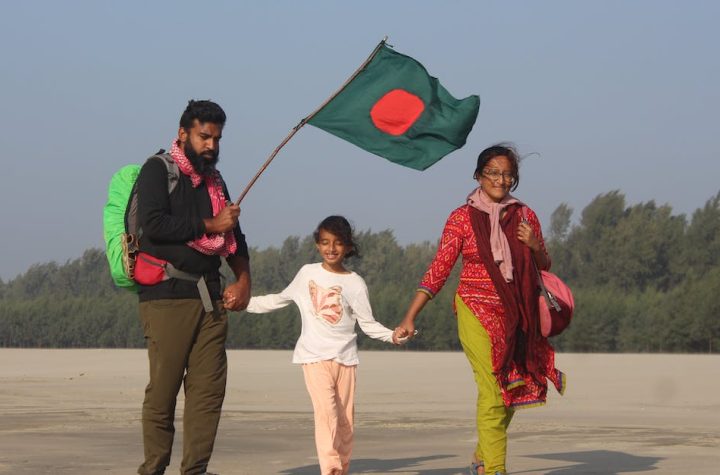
[184,142,219,176]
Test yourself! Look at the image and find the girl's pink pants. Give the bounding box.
[302,360,357,475]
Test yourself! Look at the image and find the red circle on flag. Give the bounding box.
[370,89,425,136]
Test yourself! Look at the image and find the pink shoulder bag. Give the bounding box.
[522,208,575,337]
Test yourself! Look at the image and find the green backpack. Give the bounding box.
[103,152,179,290]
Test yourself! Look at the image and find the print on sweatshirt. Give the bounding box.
[309,280,343,325]
[245,263,394,365]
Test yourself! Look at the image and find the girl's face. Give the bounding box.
[478,155,515,203]
[315,229,351,271]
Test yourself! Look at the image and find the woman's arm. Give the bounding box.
[396,291,431,338]
[517,207,551,270]
[397,209,464,338]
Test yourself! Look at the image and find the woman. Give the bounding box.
[397,144,565,475]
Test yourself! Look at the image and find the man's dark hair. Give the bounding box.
[179,100,226,130]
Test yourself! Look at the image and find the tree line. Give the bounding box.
[1,190,718,352]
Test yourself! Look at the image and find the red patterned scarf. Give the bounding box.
[468,205,543,385]
[170,140,237,257]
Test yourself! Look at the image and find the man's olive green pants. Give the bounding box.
[137,299,228,475]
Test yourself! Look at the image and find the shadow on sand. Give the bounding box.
[280,454,465,474]
[514,449,663,474]
[280,450,662,474]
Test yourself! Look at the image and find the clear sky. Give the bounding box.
[1,1,719,280]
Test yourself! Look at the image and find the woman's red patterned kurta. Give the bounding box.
[419,204,565,408]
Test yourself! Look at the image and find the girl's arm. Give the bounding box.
[350,282,395,344]
[245,266,302,314]
[246,293,293,314]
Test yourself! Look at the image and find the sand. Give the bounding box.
[0,349,718,474]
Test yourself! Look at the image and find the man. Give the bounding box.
[135,100,251,475]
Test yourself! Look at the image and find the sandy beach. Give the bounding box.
[0,349,718,474]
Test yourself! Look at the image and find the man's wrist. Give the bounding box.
[202,218,215,234]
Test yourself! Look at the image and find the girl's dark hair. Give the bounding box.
[179,99,227,130]
[313,215,359,258]
[473,142,521,191]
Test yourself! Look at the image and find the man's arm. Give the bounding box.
[204,204,240,234]
[223,254,251,311]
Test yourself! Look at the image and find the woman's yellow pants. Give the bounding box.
[456,295,513,474]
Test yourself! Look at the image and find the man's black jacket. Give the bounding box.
[136,157,249,302]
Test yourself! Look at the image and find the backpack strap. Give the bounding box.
[145,152,213,312]
[131,152,180,240]
[150,150,180,195]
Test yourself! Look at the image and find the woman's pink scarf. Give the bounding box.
[467,187,522,282]
[170,140,237,257]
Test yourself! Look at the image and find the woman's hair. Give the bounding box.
[473,142,521,191]
[313,215,359,258]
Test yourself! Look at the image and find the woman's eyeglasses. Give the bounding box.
[482,169,515,184]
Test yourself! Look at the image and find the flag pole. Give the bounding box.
[234,37,389,205]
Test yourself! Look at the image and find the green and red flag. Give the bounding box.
[307,41,480,171]
[235,40,480,204]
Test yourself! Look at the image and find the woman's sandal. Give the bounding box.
[469,459,484,475]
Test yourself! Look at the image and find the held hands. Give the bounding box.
[392,292,427,345]
[222,281,250,311]
[204,203,241,234]
[517,221,540,252]
[392,320,417,345]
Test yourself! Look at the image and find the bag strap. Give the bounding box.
[521,207,543,280]
[137,253,215,313]
[164,264,214,314]
[134,152,179,241]
[150,150,180,195]
[522,207,561,312]
[137,152,214,314]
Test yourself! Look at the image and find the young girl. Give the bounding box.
[244,215,405,475]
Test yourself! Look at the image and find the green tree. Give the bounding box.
[3,191,720,353]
